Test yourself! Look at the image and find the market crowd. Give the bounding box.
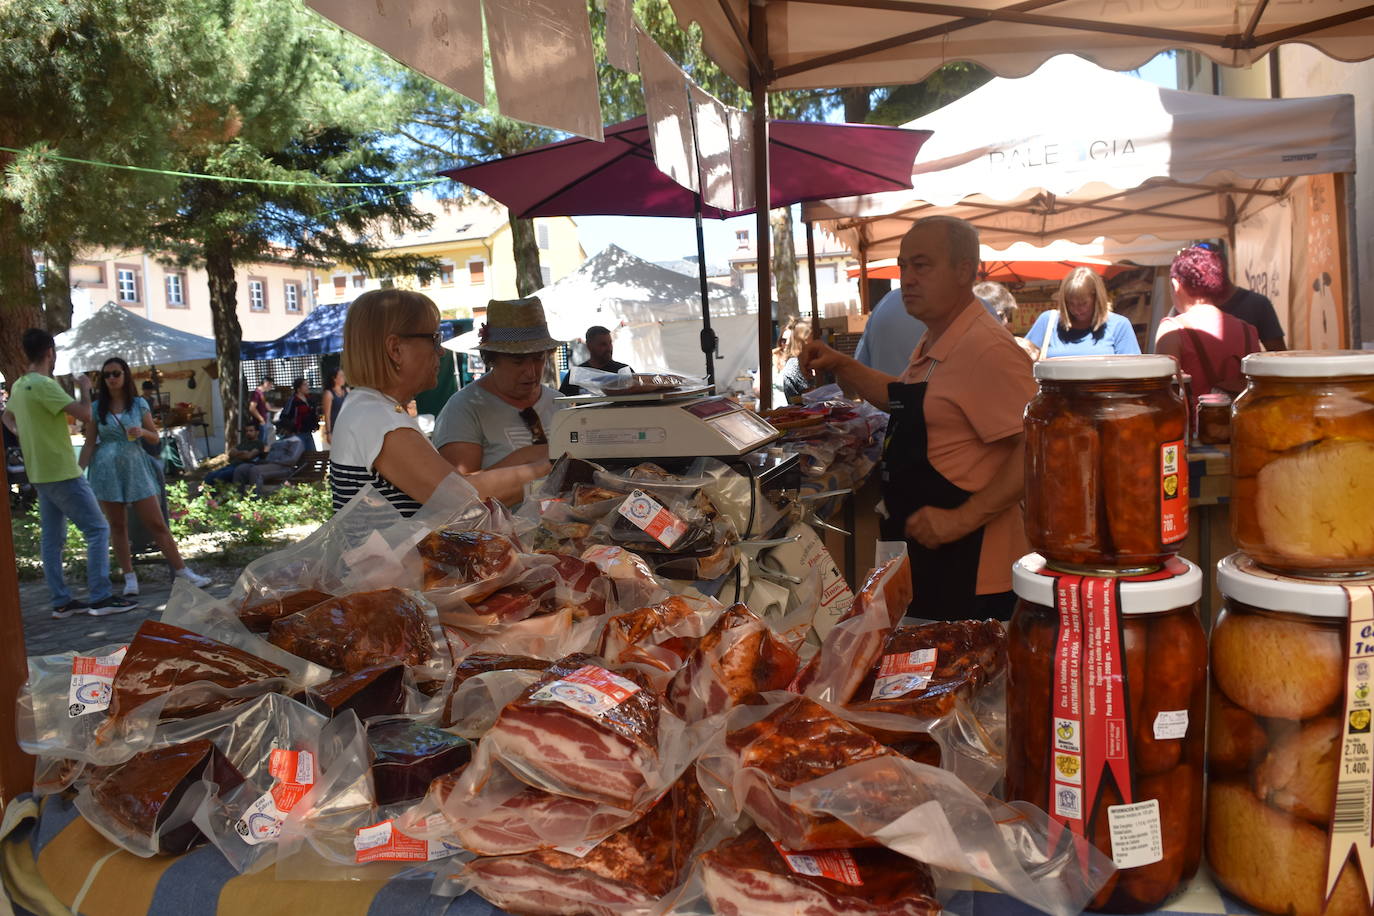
[5,215,1274,626]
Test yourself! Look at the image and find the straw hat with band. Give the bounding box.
[478,297,564,354]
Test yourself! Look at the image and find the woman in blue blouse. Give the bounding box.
[1025,267,1141,359]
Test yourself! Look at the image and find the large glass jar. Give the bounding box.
[1208,554,1374,916]
[1231,351,1374,577]
[1024,356,1189,573]
[1007,553,1206,913]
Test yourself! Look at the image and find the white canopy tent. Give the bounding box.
[53,303,225,453]
[805,55,1358,346]
[445,245,761,390]
[806,56,1355,249]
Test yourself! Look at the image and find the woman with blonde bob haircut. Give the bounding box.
[329,289,548,516]
[1025,266,1140,359]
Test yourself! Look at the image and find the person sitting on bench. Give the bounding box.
[232,430,304,496]
[205,423,268,487]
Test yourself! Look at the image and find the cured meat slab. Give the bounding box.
[268,587,436,674]
[484,654,659,807]
[700,827,940,916]
[666,604,798,720]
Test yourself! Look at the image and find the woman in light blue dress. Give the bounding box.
[81,357,210,596]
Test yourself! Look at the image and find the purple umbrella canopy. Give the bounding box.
[438,115,931,218]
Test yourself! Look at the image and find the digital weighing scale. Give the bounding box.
[550,390,781,461]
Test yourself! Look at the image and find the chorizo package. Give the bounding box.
[1007,553,1206,913]
[1207,555,1374,916]
[1024,356,1188,572]
[694,692,1115,916]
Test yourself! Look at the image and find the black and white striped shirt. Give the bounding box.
[329,387,424,518]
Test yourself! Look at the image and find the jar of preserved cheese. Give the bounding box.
[1208,553,1374,916]
[1231,350,1374,577]
[1007,553,1205,914]
[1024,356,1189,574]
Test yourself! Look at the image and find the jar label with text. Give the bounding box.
[1326,583,1374,904]
[1159,440,1187,544]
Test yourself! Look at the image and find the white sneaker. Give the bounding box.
[176,567,212,588]
[123,573,139,597]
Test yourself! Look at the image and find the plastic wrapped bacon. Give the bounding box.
[793,546,912,704]
[237,589,333,634]
[453,776,708,916]
[847,619,1007,720]
[665,603,801,722]
[597,594,725,678]
[416,528,524,598]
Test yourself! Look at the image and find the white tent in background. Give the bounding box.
[445,245,760,389]
[54,303,224,452]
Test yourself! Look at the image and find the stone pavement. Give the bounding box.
[18,565,236,657]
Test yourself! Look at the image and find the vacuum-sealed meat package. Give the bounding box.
[461,776,706,916]
[267,587,445,684]
[416,528,523,597]
[295,663,410,722]
[694,826,941,916]
[482,654,661,808]
[238,589,333,634]
[666,603,799,721]
[794,548,912,704]
[78,738,245,856]
[599,594,724,676]
[848,619,1007,719]
[367,720,471,806]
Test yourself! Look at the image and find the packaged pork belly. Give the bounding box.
[436,775,712,916]
[694,692,1117,916]
[597,594,727,688]
[792,543,913,704]
[665,603,801,722]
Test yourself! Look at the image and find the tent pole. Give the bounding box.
[694,194,718,387]
[750,0,773,411]
[858,233,871,314]
[805,220,821,337]
[1340,171,1363,346]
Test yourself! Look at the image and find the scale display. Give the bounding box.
[550,396,779,460]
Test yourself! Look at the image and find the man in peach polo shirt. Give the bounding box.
[802,216,1036,620]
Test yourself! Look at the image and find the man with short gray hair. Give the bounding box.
[802,216,1036,621]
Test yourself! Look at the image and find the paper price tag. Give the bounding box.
[616,489,688,548]
[354,819,461,863]
[235,749,315,845]
[1152,710,1189,740]
[1107,799,1164,869]
[773,843,863,887]
[871,648,938,700]
[67,647,126,718]
[530,664,641,718]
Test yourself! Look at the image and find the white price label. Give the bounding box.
[1152,709,1189,741]
[1107,799,1164,869]
[67,647,126,718]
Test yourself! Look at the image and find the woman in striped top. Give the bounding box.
[330,290,548,517]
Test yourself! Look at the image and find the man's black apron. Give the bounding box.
[879,362,983,620]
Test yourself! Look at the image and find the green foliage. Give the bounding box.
[166,479,332,545]
[10,478,332,580]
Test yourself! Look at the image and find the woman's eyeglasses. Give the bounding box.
[399,332,443,348]
[102,370,123,379]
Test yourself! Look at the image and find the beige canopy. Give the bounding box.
[667,0,1374,91]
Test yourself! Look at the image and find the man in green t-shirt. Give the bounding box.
[2,328,135,617]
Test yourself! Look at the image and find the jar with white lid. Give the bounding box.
[1007,552,1205,913]
[1024,355,1189,574]
[1208,553,1374,916]
[1231,350,1374,577]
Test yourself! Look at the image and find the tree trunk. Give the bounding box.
[205,235,242,456]
[509,213,543,297]
[842,87,873,123]
[0,199,43,384]
[41,245,73,335]
[770,206,800,327]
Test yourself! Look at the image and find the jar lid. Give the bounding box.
[1196,393,1232,407]
[1242,350,1374,378]
[1012,553,1202,613]
[1034,355,1177,381]
[1216,553,1374,618]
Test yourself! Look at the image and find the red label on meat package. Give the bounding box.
[1159,439,1187,544]
[268,748,314,810]
[617,490,689,548]
[774,842,864,887]
[529,664,641,717]
[871,648,938,700]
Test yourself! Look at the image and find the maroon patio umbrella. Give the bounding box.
[439,115,931,382]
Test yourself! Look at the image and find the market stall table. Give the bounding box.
[0,792,1274,916]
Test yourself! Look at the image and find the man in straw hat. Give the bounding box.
[435,297,564,475]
